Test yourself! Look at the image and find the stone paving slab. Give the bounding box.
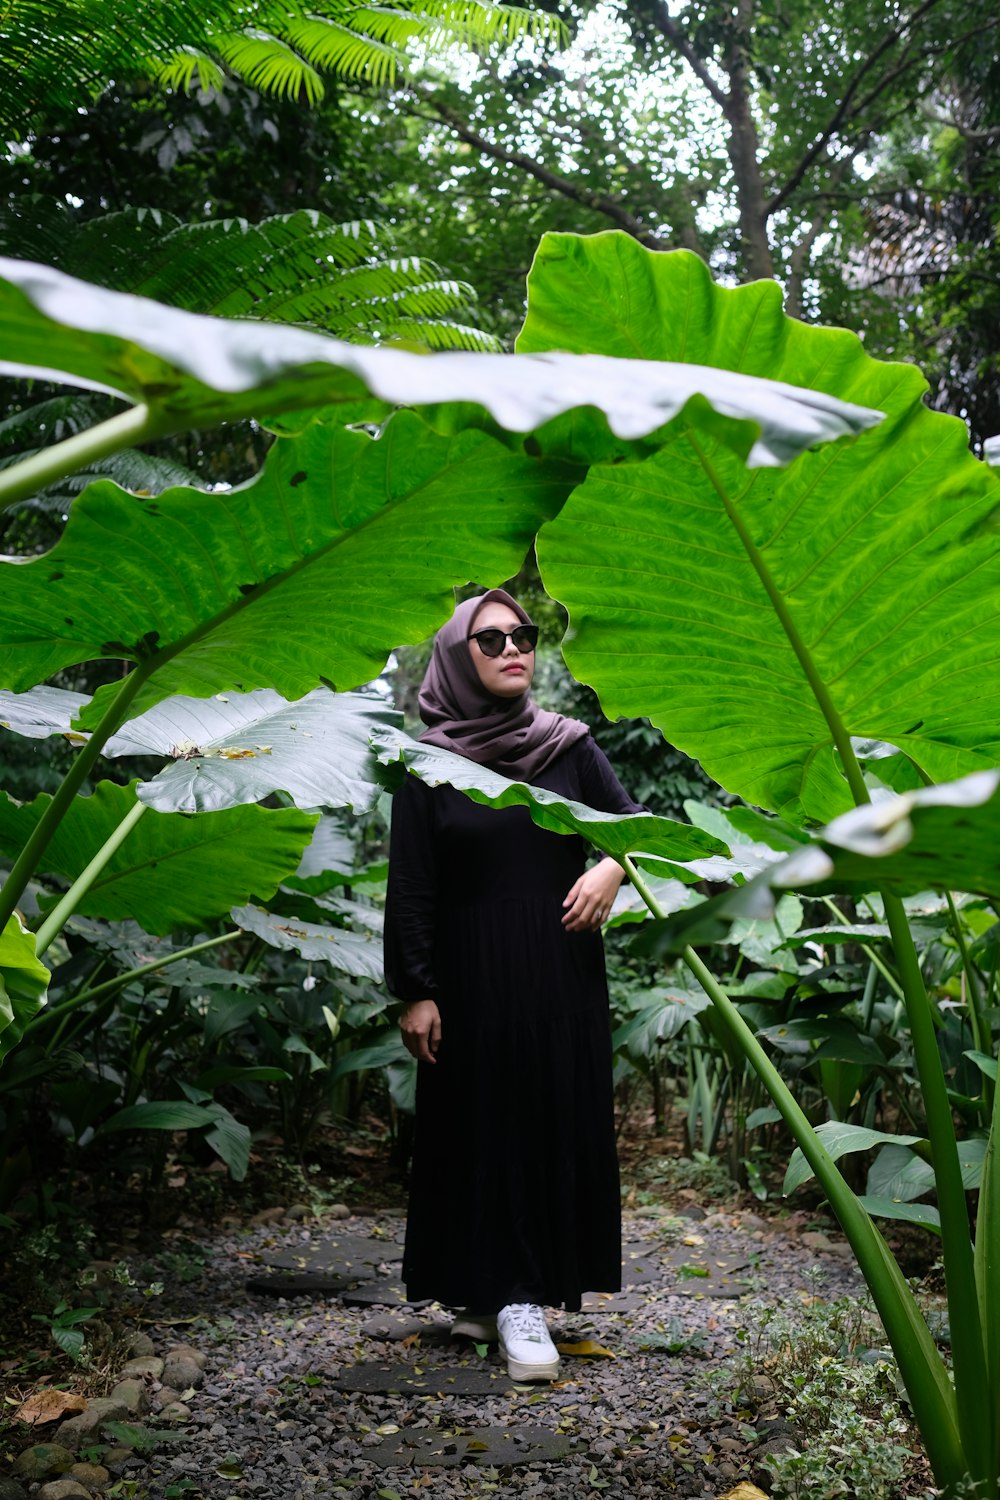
[341,1280,430,1308]
[363,1424,571,1468]
[671,1276,750,1299]
[260,1233,395,1274]
[250,1230,751,1303]
[333,1361,514,1395]
[360,1313,445,1342]
[579,1289,650,1314]
[246,1273,354,1297]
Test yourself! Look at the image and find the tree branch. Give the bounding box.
[407,90,671,250]
[767,0,950,216]
[647,0,730,110]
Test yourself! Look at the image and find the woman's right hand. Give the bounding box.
[400,999,442,1064]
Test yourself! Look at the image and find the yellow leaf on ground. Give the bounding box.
[716,1485,771,1500]
[555,1340,616,1359]
[15,1389,87,1425]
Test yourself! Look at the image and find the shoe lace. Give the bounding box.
[503,1303,548,1341]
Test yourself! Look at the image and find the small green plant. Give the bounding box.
[30,1298,102,1362]
[766,1382,915,1500]
[630,1322,709,1355]
[103,1420,188,1452]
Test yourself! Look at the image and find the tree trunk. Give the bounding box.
[723,0,774,280]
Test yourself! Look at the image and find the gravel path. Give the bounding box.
[115,1204,868,1499]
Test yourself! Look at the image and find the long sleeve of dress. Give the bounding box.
[573,736,647,821]
[383,773,440,1003]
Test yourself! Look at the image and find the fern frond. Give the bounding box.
[141,215,394,316]
[346,0,568,51]
[0,448,208,513]
[151,45,227,94]
[3,0,568,135]
[281,16,404,85]
[5,202,495,350]
[0,399,207,516]
[234,261,477,327]
[212,29,325,103]
[0,394,107,451]
[377,317,504,351]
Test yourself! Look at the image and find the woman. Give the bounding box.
[383,589,644,1382]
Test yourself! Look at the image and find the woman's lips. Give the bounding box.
[501,664,525,673]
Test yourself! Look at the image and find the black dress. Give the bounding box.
[384,734,644,1314]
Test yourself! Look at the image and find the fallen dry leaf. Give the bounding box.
[15,1389,87,1425]
[555,1340,616,1359]
[716,1485,771,1500]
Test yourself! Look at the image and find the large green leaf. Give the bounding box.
[0,914,50,1063]
[0,685,397,814]
[0,686,90,738]
[525,233,1000,821]
[109,688,397,814]
[0,782,317,934]
[0,412,572,725]
[95,1100,217,1133]
[0,256,881,478]
[230,903,383,980]
[635,773,1000,963]
[371,727,728,865]
[784,1121,925,1194]
[286,815,360,895]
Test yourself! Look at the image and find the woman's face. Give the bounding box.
[467,600,536,699]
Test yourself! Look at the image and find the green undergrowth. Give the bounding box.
[723,1283,935,1498]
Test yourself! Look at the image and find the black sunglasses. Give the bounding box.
[468,624,539,657]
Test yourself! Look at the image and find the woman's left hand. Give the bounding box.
[562,858,626,932]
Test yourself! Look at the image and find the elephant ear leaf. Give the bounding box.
[0,255,881,481]
[525,233,1000,822]
[105,688,398,815]
[0,782,317,934]
[0,411,575,726]
[371,726,728,869]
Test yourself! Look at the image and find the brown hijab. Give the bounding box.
[417,589,589,779]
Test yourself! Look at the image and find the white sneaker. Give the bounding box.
[497,1302,560,1381]
[451,1310,498,1342]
